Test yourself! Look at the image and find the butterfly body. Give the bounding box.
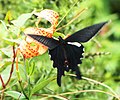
[27,21,108,86]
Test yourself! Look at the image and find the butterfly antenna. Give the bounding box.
[56,0,79,28]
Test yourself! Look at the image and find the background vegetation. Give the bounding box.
[0,0,120,100]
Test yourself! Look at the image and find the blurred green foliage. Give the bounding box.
[0,0,120,100]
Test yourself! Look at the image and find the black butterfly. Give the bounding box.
[27,22,108,86]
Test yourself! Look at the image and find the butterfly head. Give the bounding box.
[58,36,66,44]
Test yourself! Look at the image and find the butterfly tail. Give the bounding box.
[57,68,64,86]
[75,66,82,79]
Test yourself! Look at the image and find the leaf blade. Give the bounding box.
[30,77,56,96]
[5,91,25,99]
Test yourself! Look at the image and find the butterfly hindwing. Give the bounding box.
[65,43,84,79]
[27,34,59,50]
[65,21,108,43]
[49,42,84,86]
[49,45,66,86]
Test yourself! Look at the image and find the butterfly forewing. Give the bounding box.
[65,21,108,43]
[27,34,59,50]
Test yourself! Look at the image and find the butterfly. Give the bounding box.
[27,21,108,86]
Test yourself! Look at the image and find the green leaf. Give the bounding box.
[0,47,12,57]
[30,77,56,96]
[8,25,21,35]
[5,91,25,99]
[53,32,65,38]
[3,38,22,45]
[0,61,12,73]
[0,20,8,30]
[29,62,35,76]
[5,11,13,21]
[11,13,33,27]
